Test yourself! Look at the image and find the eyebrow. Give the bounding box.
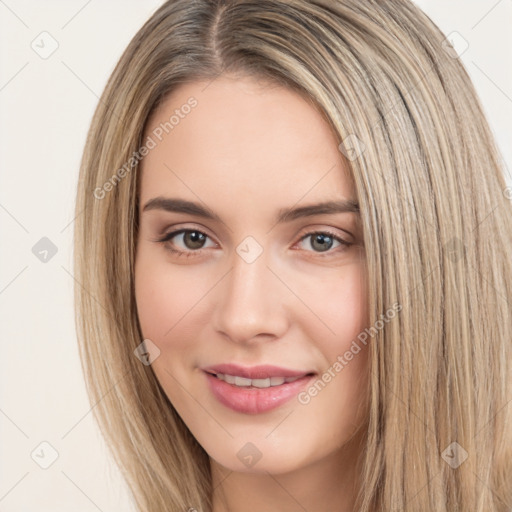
[142,197,360,223]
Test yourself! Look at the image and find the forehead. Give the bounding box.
[140,75,355,210]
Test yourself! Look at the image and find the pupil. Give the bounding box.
[312,234,333,252]
[184,231,206,249]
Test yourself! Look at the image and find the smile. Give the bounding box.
[202,364,316,414]
[212,373,303,388]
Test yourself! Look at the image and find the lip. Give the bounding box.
[202,364,316,415]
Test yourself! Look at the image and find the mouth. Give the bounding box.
[201,364,317,414]
[204,371,315,388]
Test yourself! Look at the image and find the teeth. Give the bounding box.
[251,378,271,388]
[223,374,236,384]
[216,373,304,387]
[234,376,252,387]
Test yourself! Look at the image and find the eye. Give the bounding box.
[155,227,353,258]
[157,229,217,254]
[297,231,352,254]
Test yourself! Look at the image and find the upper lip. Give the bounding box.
[202,363,315,380]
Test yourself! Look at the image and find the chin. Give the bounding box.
[205,436,317,476]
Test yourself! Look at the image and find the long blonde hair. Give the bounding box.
[73,1,512,510]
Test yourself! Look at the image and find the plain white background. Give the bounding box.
[0,1,511,510]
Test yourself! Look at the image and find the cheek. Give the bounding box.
[134,251,210,342]
[297,262,369,408]
[134,256,209,405]
[303,261,367,350]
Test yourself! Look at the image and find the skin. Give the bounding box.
[134,74,370,512]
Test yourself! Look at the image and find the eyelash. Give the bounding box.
[155,228,353,258]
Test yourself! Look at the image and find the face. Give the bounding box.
[134,74,369,475]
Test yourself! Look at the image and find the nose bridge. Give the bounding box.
[230,251,270,305]
[213,246,288,343]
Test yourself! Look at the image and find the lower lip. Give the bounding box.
[204,372,315,414]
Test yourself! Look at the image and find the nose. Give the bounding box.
[211,248,290,345]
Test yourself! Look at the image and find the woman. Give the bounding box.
[73,0,512,510]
